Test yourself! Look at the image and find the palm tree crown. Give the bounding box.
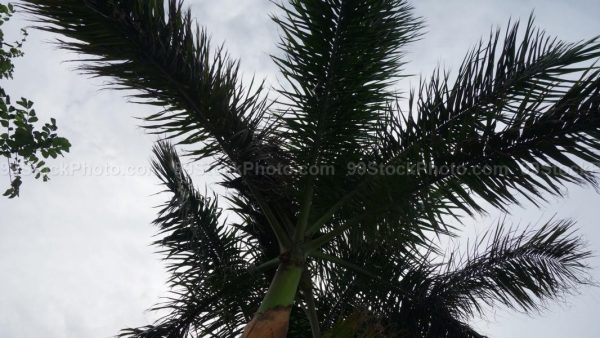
[20,0,600,337]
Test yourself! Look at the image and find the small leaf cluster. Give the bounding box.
[0,91,70,197]
[0,1,69,198]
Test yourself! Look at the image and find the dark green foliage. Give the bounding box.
[0,93,70,197]
[273,0,421,163]
[315,219,590,337]
[20,0,294,247]
[18,0,600,337]
[119,142,281,337]
[0,2,69,198]
[19,0,274,178]
[315,17,600,251]
[375,18,600,215]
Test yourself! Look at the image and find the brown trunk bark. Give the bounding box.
[242,305,292,338]
[241,259,304,338]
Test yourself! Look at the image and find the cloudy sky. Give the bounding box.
[1,1,600,337]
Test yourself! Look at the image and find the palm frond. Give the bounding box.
[18,0,289,194]
[20,0,305,257]
[309,218,589,337]
[271,0,422,241]
[305,17,600,249]
[120,141,275,338]
[375,17,600,215]
[274,0,421,162]
[434,219,591,315]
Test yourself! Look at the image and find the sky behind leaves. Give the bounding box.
[1,1,600,337]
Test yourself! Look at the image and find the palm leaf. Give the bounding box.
[310,218,590,337]
[274,0,421,162]
[18,0,291,195]
[120,141,277,337]
[305,17,600,251]
[374,17,600,215]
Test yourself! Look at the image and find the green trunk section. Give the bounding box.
[257,262,304,313]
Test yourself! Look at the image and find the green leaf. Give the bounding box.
[52,137,71,149]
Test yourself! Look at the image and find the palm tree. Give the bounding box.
[20,0,600,337]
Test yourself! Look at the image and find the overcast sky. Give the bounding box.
[1,1,600,337]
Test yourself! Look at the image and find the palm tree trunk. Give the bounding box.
[243,260,304,338]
